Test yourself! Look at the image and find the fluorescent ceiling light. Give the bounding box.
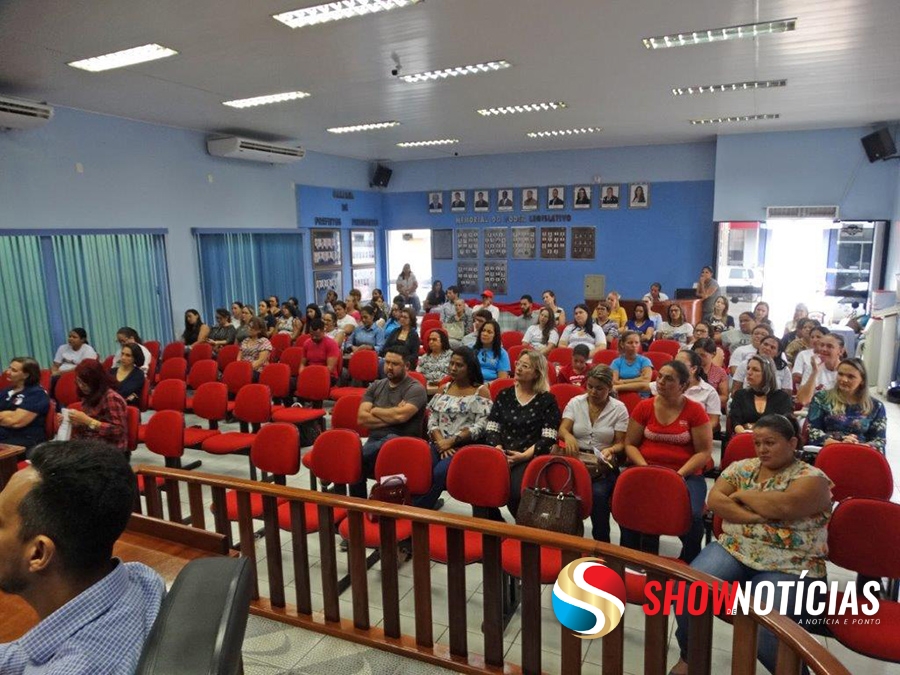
[690,114,780,125]
[527,127,601,138]
[68,43,178,72]
[477,101,567,116]
[327,120,401,134]
[396,139,459,148]
[223,91,311,109]
[274,0,422,29]
[643,18,796,49]
[672,79,787,96]
[400,60,511,83]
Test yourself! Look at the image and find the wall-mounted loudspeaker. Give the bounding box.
[861,127,897,162]
[370,164,393,188]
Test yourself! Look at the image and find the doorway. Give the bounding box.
[386,229,432,304]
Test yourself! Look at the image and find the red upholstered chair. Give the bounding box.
[187,342,213,366]
[185,360,219,408]
[429,445,511,563]
[183,382,228,448]
[546,365,558,385]
[200,384,272,478]
[420,317,442,334]
[826,498,900,663]
[0,371,11,390]
[337,437,433,547]
[156,357,187,383]
[55,371,80,408]
[125,406,140,453]
[489,377,516,401]
[44,399,58,440]
[507,344,529,365]
[650,339,680,357]
[161,341,186,362]
[294,334,311,348]
[102,355,114,370]
[550,383,584,415]
[216,344,240,372]
[269,333,292,362]
[501,456,593,584]
[221,360,253,399]
[39,369,52,392]
[272,365,330,427]
[330,395,368,436]
[259,363,292,402]
[329,350,379,400]
[501,331,524,351]
[144,341,161,363]
[225,423,301,521]
[138,378,152,411]
[611,466,691,603]
[644,351,672,371]
[408,371,427,387]
[144,409,187,468]
[548,347,572,368]
[277,347,304,378]
[138,379,186,442]
[720,433,757,472]
[618,392,642,414]
[592,349,619,366]
[815,443,893,502]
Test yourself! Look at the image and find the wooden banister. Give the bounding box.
[132,465,852,675]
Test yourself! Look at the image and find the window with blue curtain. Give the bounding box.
[0,236,54,367]
[195,230,305,320]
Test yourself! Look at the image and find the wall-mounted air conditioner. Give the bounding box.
[766,205,840,220]
[206,136,305,164]
[0,96,54,130]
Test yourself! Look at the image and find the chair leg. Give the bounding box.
[501,573,520,630]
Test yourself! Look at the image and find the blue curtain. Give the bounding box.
[195,231,305,320]
[0,236,54,367]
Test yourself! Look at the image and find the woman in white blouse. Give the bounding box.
[558,304,606,356]
[657,304,694,344]
[522,306,560,355]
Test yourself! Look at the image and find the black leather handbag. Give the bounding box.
[516,458,583,536]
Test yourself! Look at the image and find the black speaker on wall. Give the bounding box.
[370,164,393,188]
[861,127,897,162]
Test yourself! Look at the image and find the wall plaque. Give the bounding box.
[311,228,342,268]
[511,227,536,259]
[483,227,508,259]
[457,229,480,259]
[432,229,454,260]
[484,262,508,295]
[457,262,479,294]
[571,227,596,260]
[540,227,567,259]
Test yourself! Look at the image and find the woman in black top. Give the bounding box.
[381,307,421,368]
[484,349,561,518]
[208,308,237,354]
[0,357,50,450]
[182,309,210,346]
[302,304,322,335]
[729,355,794,434]
[423,280,446,313]
[110,343,146,407]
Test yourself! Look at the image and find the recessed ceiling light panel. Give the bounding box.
[527,127,601,138]
[400,60,511,83]
[327,121,401,134]
[396,139,459,148]
[477,101,567,116]
[274,0,422,29]
[68,43,178,72]
[223,91,311,108]
[643,18,796,49]
[672,79,787,96]
[689,114,780,125]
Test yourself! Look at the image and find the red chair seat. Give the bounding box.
[271,408,327,425]
[277,501,347,533]
[329,386,368,401]
[201,433,255,454]
[183,427,221,447]
[828,595,900,661]
[224,490,266,520]
[136,474,165,493]
[622,559,685,604]
[500,539,566,584]
[17,460,29,471]
[428,524,485,564]
[338,514,413,547]
[301,452,314,469]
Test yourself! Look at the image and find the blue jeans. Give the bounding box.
[674,542,812,674]
[414,442,452,510]
[590,471,619,543]
[619,474,706,562]
[349,433,398,498]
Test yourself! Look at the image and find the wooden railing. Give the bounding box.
[133,465,849,675]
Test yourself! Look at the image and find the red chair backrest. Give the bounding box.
[592,349,619,366]
[309,429,363,485]
[44,399,58,440]
[816,443,893,501]
[375,437,433,496]
[644,351,672,371]
[188,342,213,366]
[259,363,291,399]
[520,456,593,518]
[507,344,529,365]
[216,344,240,372]
[550,383,584,415]
[618,391,642,414]
[827,497,900,579]
[407,371,427,387]
[102,355,115,370]
[251,423,300,476]
[611,466,691,536]
[161,341,186,362]
[278,347,304,377]
[295,365,331,403]
[348,350,379,383]
[157,357,187,382]
[269,333,293,361]
[233,384,272,424]
[721,433,757,472]
[192,382,228,423]
[138,378,152,411]
[650,339,680,357]
[126,407,140,452]
[330,395,368,436]
[294,334,312,348]
[150,379,186,412]
[40,369,52,392]
[548,347,573,368]
[501,331,524,350]
[144,341,161,362]
[221,360,253,396]
[447,445,510,508]
[145,410,184,458]
[0,372,11,390]
[186,359,218,390]
[489,377,516,401]
[55,371,80,408]
[607,337,618,352]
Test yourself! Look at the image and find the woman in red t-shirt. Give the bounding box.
[621,360,712,562]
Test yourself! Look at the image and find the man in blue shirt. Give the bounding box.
[0,440,165,674]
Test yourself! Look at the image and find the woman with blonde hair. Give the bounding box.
[605,291,628,329]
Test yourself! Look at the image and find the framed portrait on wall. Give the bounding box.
[473,189,490,212]
[600,184,620,210]
[311,229,342,268]
[313,270,343,305]
[573,185,592,209]
[450,190,467,212]
[629,183,650,209]
[428,192,443,213]
[547,186,565,209]
[350,229,376,266]
[521,187,539,211]
[496,188,514,211]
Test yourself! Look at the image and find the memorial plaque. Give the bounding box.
[511,227,536,259]
[484,261,508,295]
[571,227,596,260]
[483,227,508,259]
[432,229,454,260]
[457,262,479,294]
[311,229,342,268]
[313,270,343,305]
[540,227,567,259]
[457,229,480,259]
[351,267,376,299]
[350,229,376,266]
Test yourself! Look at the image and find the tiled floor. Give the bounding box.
[130,394,900,675]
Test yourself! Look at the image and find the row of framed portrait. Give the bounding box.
[311,228,376,270]
[427,183,650,213]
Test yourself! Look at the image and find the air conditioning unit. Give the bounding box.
[766,205,840,220]
[0,96,54,130]
[206,136,305,164]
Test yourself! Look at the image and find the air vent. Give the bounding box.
[0,96,54,130]
[766,205,840,220]
[206,136,305,164]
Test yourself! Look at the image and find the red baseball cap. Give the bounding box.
[481,290,494,298]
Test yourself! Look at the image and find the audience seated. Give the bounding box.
[382,301,402,338]
[229,301,244,329]
[322,311,345,348]
[753,301,773,328]
[239,317,272,377]
[473,290,500,321]
[592,301,620,341]
[418,329,452,396]
[511,295,538,332]
[559,304,606,355]
[730,355,795,435]
[257,301,276,336]
[681,322,722,363]
[113,327,152,376]
[182,309,210,347]
[720,312,755,352]
[791,323,827,383]
[110,343,146,407]
[473,320,510,383]
[783,317,815,366]
[368,288,387,325]
[522,306,560,355]
[626,302,655,350]
[381,307,420,369]
[346,306,384,354]
[274,303,302,340]
[691,338,729,412]
[396,264,421,314]
[642,282,668,303]
[68,360,128,452]
[234,306,254,344]
[731,334,792,393]
[462,309,492,349]
[541,289,566,326]
[300,318,342,384]
[443,297,473,348]
[728,324,772,376]
[796,333,844,406]
[781,302,809,343]
[611,331,653,393]
[656,304,693,345]
[51,327,98,375]
[343,294,362,323]
[301,304,323,335]
[0,440,166,673]
[557,344,590,387]
[208,308,238,353]
[439,286,470,324]
[807,357,886,453]
[705,295,734,334]
[423,280,446,313]
[605,291,628,330]
[0,357,50,451]
[334,301,358,339]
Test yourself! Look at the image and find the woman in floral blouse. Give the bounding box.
[239,317,273,377]
[807,358,886,454]
[671,414,832,675]
[417,328,453,396]
[419,347,492,510]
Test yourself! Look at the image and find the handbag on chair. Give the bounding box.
[516,458,583,536]
[367,474,410,523]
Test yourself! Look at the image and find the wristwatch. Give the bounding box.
[90,419,101,431]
